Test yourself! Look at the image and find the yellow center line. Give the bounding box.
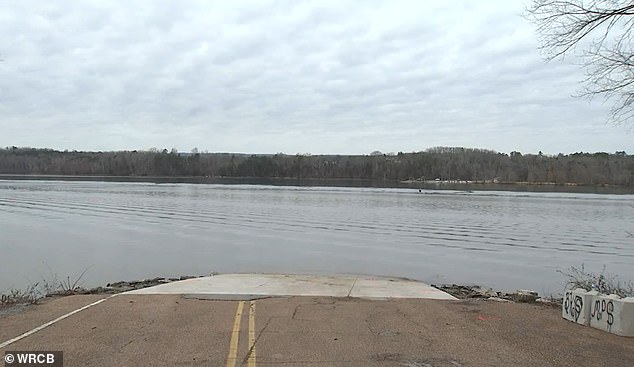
[248,301,256,367]
[226,301,245,367]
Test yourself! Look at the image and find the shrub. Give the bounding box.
[559,264,634,298]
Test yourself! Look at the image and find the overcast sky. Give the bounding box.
[1,0,632,155]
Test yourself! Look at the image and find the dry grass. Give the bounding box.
[1,268,89,307]
[559,264,634,297]
[0,283,41,306]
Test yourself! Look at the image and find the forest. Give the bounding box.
[0,146,633,187]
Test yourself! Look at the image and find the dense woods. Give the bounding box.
[1,147,633,187]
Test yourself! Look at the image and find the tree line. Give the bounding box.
[0,146,633,186]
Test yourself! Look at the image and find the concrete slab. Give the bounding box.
[350,277,457,300]
[126,273,457,300]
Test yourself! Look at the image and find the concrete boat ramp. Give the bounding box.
[127,273,457,300]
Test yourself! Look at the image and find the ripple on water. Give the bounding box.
[0,180,633,294]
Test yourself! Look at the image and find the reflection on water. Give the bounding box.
[1,180,633,295]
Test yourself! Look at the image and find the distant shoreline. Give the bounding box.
[1,174,633,194]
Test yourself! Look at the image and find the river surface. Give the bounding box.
[1,180,633,295]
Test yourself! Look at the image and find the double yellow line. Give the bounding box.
[226,301,256,367]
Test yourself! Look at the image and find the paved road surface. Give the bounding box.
[2,294,633,366]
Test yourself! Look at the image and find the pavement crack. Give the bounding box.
[243,345,256,365]
[347,278,358,297]
[242,316,273,365]
[291,304,301,320]
[119,339,134,353]
[395,305,425,329]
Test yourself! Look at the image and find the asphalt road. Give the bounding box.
[1,295,633,366]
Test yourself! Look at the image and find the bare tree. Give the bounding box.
[527,0,634,124]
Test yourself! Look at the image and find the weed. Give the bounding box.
[1,267,90,306]
[58,268,89,295]
[558,264,634,297]
[0,283,41,306]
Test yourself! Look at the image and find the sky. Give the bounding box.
[1,0,632,155]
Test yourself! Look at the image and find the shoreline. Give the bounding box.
[1,274,562,313]
[433,284,561,306]
[1,174,633,194]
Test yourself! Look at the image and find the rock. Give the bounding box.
[433,284,504,299]
[488,297,512,303]
[480,288,500,298]
[508,290,539,303]
[518,289,538,296]
[536,297,561,307]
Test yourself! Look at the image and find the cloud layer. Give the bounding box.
[1,0,631,154]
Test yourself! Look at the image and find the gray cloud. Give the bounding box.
[0,0,631,154]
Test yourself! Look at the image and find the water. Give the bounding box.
[1,180,633,296]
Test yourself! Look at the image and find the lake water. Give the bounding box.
[1,180,633,296]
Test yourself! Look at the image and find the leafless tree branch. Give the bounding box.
[527,0,634,125]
